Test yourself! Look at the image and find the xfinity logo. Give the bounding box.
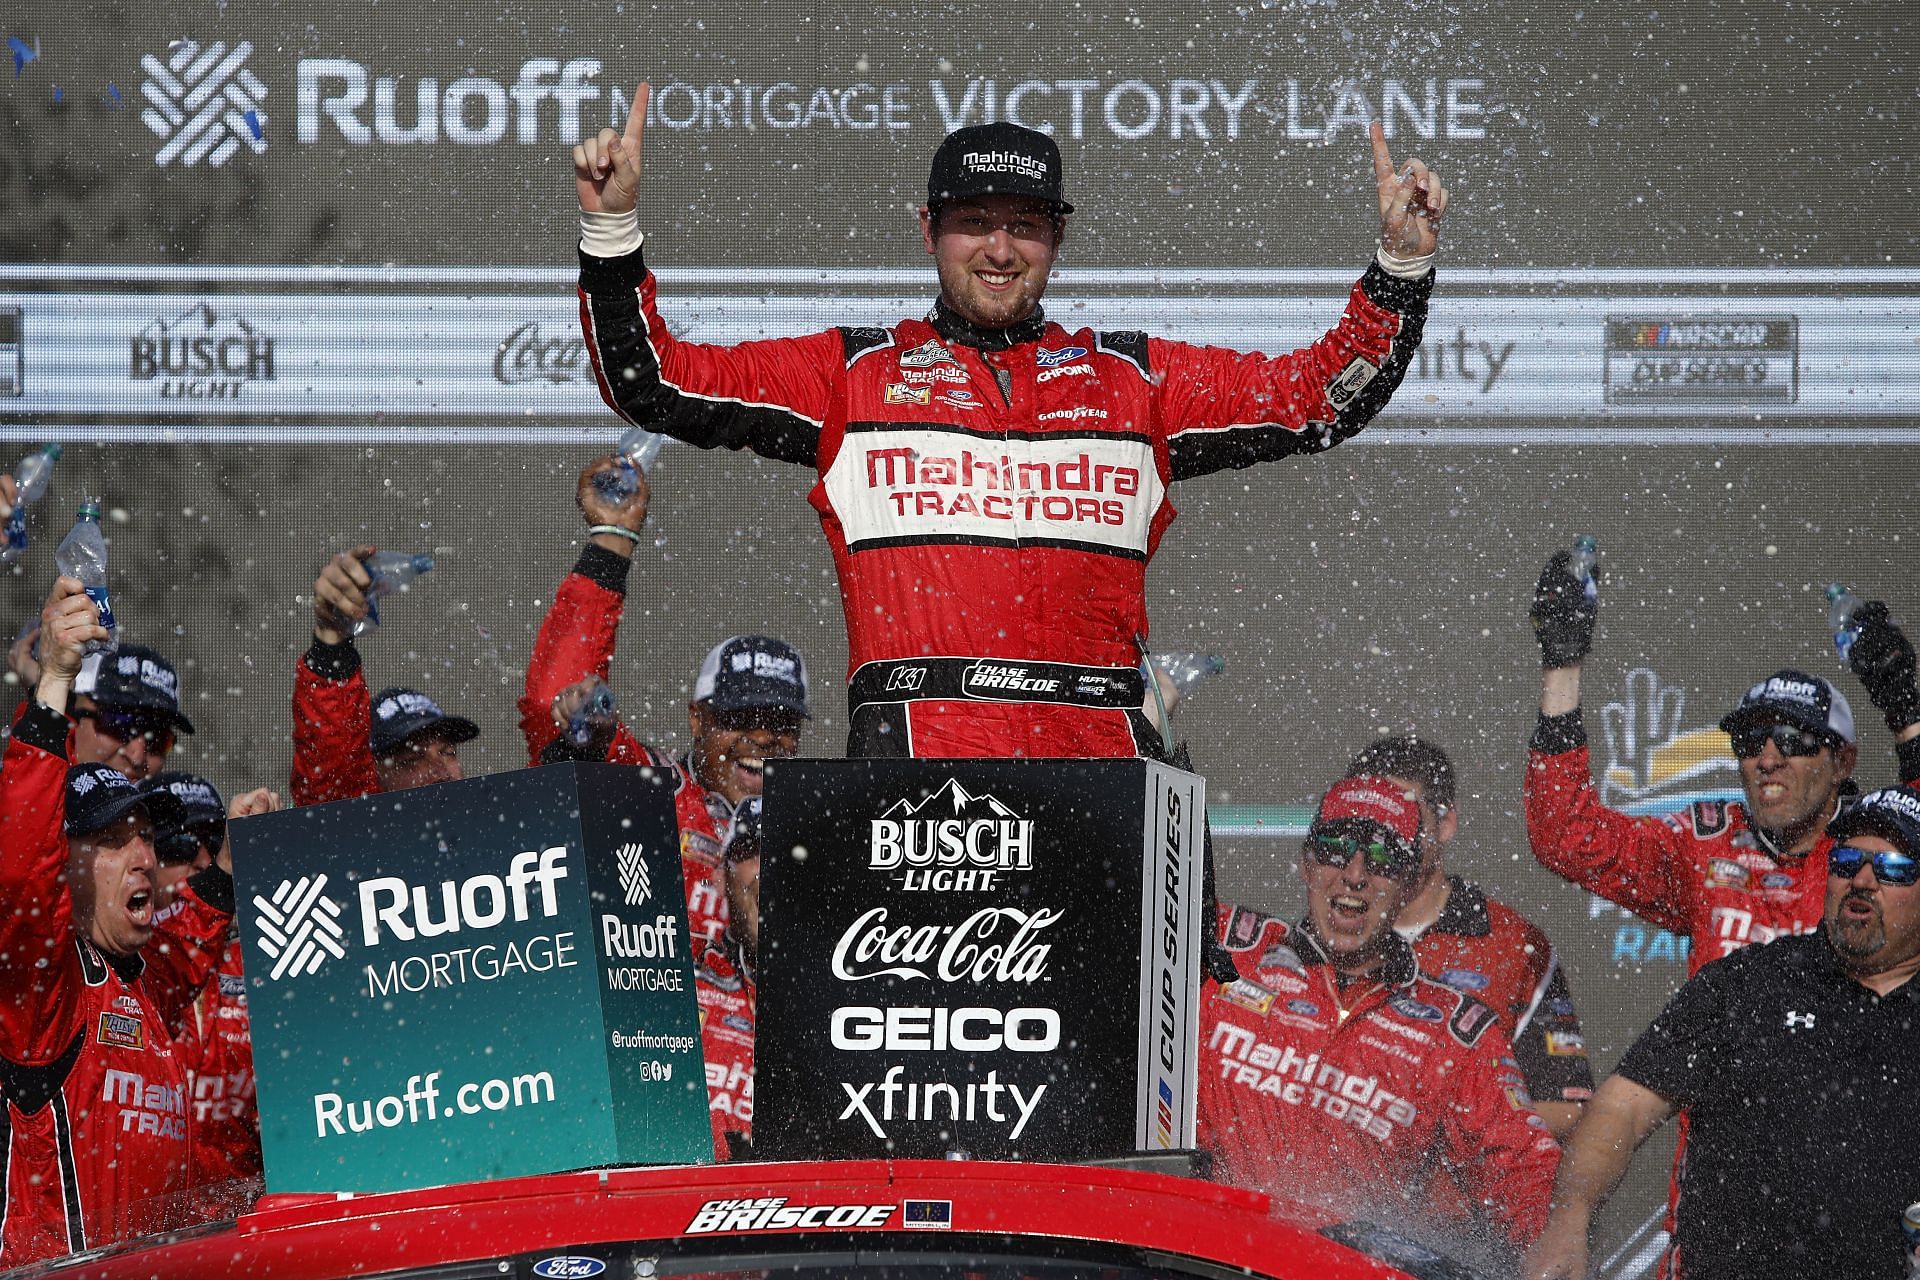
[252,874,349,980]
[142,40,269,167]
[870,778,1034,884]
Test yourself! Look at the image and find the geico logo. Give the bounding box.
[830,1005,1061,1052]
[870,817,1033,870]
[298,58,606,145]
[359,846,567,946]
[601,912,678,959]
[1035,362,1095,383]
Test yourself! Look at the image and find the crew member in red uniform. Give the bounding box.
[520,459,811,1158]
[290,546,480,805]
[570,85,1446,758]
[1524,552,1920,975]
[142,771,283,1223]
[1345,734,1593,1139]
[1198,777,1561,1261]
[0,579,229,1267]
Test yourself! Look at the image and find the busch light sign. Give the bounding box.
[755,759,1203,1162]
[233,763,711,1194]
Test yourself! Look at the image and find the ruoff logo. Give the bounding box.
[142,40,269,167]
[615,841,652,907]
[253,875,349,980]
[870,778,1034,878]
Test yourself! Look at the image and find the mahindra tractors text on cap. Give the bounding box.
[926,121,1073,214]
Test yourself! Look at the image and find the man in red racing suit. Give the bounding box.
[520,461,813,1158]
[0,580,229,1267]
[1198,778,1560,1258]
[572,104,1446,757]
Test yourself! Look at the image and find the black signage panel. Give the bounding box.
[756,759,1203,1162]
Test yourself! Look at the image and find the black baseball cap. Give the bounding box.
[927,122,1073,215]
[65,763,185,837]
[75,644,195,734]
[694,636,810,718]
[140,771,227,865]
[368,687,481,758]
[1827,785,1920,855]
[1718,668,1856,746]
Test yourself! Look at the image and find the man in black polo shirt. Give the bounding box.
[1524,784,1920,1280]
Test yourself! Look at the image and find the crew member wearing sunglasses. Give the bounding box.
[67,643,195,782]
[1198,777,1561,1262]
[1525,784,1920,1280]
[1525,545,1920,979]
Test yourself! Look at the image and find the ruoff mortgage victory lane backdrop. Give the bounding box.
[3,4,1916,1270]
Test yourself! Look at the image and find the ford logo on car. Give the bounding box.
[533,1257,607,1279]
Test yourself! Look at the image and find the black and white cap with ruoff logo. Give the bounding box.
[694,636,811,718]
[1718,668,1856,745]
[926,121,1074,214]
[1826,784,1920,855]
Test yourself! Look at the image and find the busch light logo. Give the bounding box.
[869,778,1033,892]
[1035,345,1088,368]
[129,303,276,400]
[614,841,652,907]
[142,40,269,167]
[532,1259,607,1279]
[253,874,350,980]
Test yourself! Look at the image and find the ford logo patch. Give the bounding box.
[533,1258,608,1279]
[1035,345,1088,368]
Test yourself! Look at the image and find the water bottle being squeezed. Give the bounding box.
[352,552,435,637]
[1826,583,1863,663]
[54,500,117,656]
[591,428,665,503]
[2,444,61,564]
[567,678,619,749]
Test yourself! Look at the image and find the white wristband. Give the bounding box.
[1375,245,1436,279]
[580,208,644,259]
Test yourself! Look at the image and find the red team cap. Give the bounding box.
[1313,776,1422,857]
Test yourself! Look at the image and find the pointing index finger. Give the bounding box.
[1369,120,1394,186]
[623,80,650,153]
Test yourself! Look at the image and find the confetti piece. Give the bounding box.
[51,84,61,102]
[105,82,121,107]
[8,35,39,77]
[244,108,262,140]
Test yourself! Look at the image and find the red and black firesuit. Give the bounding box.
[578,244,1430,758]
[1197,904,1560,1252]
[289,639,380,807]
[153,894,257,1220]
[518,545,755,1158]
[0,704,230,1267]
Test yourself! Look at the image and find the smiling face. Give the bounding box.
[921,194,1064,331]
[1299,822,1415,975]
[688,702,804,809]
[67,811,159,958]
[1733,721,1857,851]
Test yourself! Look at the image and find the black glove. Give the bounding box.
[1848,601,1920,732]
[1531,550,1597,669]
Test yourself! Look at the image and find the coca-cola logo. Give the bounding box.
[494,321,593,385]
[830,906,1061,983]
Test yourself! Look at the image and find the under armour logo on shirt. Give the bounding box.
[1785,1011,1816,1030]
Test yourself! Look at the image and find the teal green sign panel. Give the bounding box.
[233,762,711,1194]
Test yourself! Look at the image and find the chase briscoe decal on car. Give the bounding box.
[531,1258,607,1279]
[822,426,1163,556]
[686,1197,896,1233]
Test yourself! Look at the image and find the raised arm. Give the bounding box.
[291,547,380,805]
[1523,1075,1674,1280]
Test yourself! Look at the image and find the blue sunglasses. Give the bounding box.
[1828,845,1920,887]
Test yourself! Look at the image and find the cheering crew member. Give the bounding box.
[1347,735,1593,1140]
[1525,785,1920,1280]
[291,546,481,804]
[572,84,1444,758]
[520,459,811,1159]
[0,579,231,1266]
[1198,777,1561,1258]
[142,772,283,1223]
[1525,553,1920,973]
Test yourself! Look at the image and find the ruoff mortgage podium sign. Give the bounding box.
[233,763,711,1194]
[755,759,1204,1162]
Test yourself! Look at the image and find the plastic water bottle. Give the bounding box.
[1568,534,1598,601]
[1,443,61,564]
[351,552,435,637]
[1901,1200,1920,1278]
[54,501,117,656]
[567,678,619,749]
[1149,652,1227,700]
[1826,583,1864,663]
[591,427,665,503]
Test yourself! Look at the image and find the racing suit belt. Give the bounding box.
[849,656,1146,710]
